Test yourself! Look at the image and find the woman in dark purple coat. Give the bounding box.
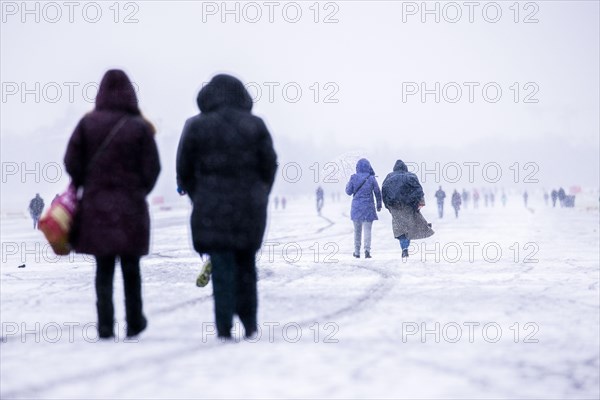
[345,158,382,258]
[64,69,161,339]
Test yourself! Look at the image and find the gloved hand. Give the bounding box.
[377,207,381,212]
[177,186,187,196]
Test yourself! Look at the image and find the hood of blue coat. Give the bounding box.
[393,160,408,172]
[356,158,373,174]
[197,74,253,113]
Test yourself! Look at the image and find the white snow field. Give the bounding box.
[1,193,599,399]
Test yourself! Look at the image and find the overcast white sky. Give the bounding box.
[1,1,599,208]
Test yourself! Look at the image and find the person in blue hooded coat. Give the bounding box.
[382,160,434,258]
[176,74,278,339]
[345,158,382,258]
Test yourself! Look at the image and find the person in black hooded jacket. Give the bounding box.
[381,160,434,258]
[176,74,277,339]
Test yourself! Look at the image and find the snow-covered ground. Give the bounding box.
[1,194,599,399]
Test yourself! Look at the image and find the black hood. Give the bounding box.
[393,160,408,172]
[197,74,253,113]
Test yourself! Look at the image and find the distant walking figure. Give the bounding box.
[557,187,566,207]
[451,190,462,218]
[274,196,279,210]
[176,74,277,339]
[473,189,480,209]
[551,189,558,207]
[345,158,382,258]
[29,193,44,229]
[382,160,434,259]
[64,69,161,339]
[523,191,529,207]
[434,186,446,218]
[462,189,469,209]
[316,186,324,215]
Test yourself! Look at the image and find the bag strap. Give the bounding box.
[86,116,129,174]
[353,175,371,196]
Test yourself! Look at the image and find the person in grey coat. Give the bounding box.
[434,186,446,218]
[345,158,382,258]
[451,189,462,218]
[29,193,45,229]
[382,160,434,258]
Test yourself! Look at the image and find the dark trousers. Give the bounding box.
[95,255,145,337]
[209,250,257,337]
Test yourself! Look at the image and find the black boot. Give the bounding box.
[211,252,237,341]
[402,249,409,258]
[353,252,360,258]
[244,325,258,339]
[235,250,258,340]
[95,256,116,339]
[365,251,372,258]
[97,307,114,339]
[126,316,147,338]
[121,256,147,338]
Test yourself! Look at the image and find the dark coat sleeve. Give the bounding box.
[139,121,161,194]
[381,174,394,208]
[256,119,277,188]
[64,118,87,187]
[176,119,196,196]
[345,176,355,196]
[404,173,425,210]
[373,177,382,209]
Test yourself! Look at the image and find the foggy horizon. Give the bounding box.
[2,1,599,212]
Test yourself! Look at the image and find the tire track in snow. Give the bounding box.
[294,263,398,329]
[1,339,225,399]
